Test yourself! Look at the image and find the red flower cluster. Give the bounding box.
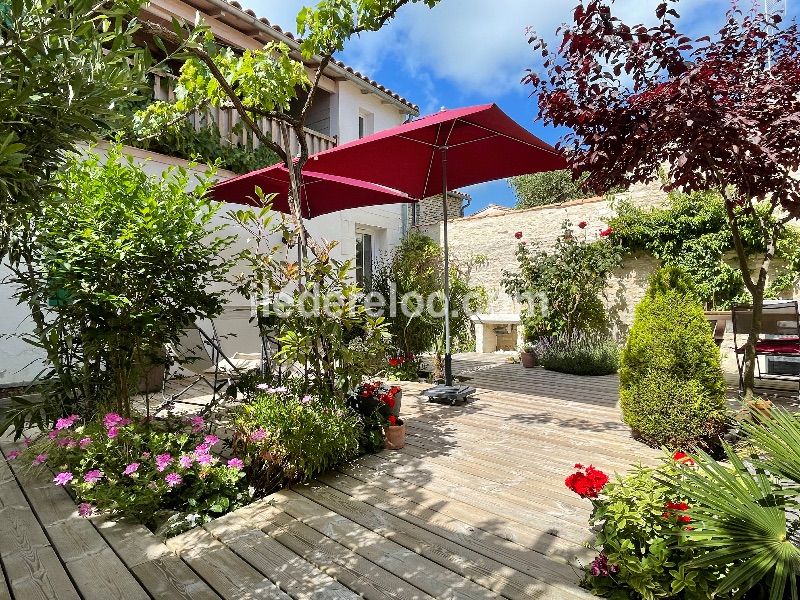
[379,386,402,411]
[599,227,613,238]
[578,220,588,229]
[663,501,692,524]
[672,451,696,466]
[565,464,609,498]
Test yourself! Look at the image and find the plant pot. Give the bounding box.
[391,389,402,418]
[384,421,406,450]
[520,352,537,368]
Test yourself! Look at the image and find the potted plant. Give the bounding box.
[385,415,405,450]
[519,342,538,368]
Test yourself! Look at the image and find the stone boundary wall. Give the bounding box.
[416,181,669,339]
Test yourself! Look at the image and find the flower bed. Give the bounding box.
[19,413,251,536]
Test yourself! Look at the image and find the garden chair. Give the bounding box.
[159,322,244,416]
[732,300,800,394]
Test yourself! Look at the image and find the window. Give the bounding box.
[358,110,373,139]
[355,231,373,289]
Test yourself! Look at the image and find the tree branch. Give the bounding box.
[724,190,757,294]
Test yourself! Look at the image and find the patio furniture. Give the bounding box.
[159,322,245,415]
[732,300,800,393]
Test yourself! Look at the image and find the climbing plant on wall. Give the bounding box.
[607,190,800,310]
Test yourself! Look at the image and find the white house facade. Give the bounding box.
[0,0,420,386]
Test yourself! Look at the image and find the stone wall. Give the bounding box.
[413,193,466,227]
[416,180,669,341]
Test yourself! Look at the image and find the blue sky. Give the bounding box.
[249,0,791,214]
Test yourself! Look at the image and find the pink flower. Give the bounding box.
[79,437,92,449]
[32,453,48,466]
[141,452,151,459]
[179,455,194,469]
[78,503,93,518]
[55,414,80,430]
[123,462,140,476]
[227,458,244,469]
[164,472,182,488]
[300,395,312,405]
[22,436,33,448]
[47,430,58,440]
[83,469,103,484]
[250,428,267,442]
[155,453,173,472]
[195,453,215,466]
[189,416,205,433]
[53,471,73,486]
[6,450,21,460]
[57,437,76,448]
[106,427,119,439]
[204,434,220,447]
[103,413,124,429]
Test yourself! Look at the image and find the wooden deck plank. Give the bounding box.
[131,555,222,600]
[292,479,592,600]
[269,489,503,600]
[317,470,581,583]
[168,527,293,600]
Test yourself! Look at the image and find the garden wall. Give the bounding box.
[416,181,669,343]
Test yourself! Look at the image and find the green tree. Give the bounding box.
[619,266,728,450]
[508,169,590,209]
[2,147,232,432]
[372,232,485,359]
[134,0,443,254]
[0,0,149,261]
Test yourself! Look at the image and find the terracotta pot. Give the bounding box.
[384,421,406,450]
[520,352,536,368]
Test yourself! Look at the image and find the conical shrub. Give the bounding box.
[620,266,728,449]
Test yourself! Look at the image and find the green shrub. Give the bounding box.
[28,412,250,536]
[234,389,361,495]
[579,461,730,599]
[620,266,728,450]
[538,333,620,376]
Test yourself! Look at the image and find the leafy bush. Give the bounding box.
[502,221,621,340]
[2,146,232,435]
[671,408,800,600]
[24,413,250,536]
[537,333,619,376]
[567,460,730,599]
[619,266,728,450]
[234,389,361,495]
[371,232,486,357]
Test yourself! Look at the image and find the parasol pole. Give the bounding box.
[441,145,453,387]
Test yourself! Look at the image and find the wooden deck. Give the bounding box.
[0,361,658,599]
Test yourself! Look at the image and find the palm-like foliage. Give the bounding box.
[674,406,800,600]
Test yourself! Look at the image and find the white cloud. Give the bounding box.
[236,0,730,95]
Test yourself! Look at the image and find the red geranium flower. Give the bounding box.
[663,501,692,523]
[578,220,588,229]
[388,358,400,367]
[389,415,398,426]
[599,227,613,238]
[565,464,609,498]
[672,451,696,466]
[514,231,523,239]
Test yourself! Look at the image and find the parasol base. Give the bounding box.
[421,384,476,406]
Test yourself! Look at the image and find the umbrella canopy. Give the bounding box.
[306,103,567,390]
[307,103,567,199]
[210,163,410,219]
